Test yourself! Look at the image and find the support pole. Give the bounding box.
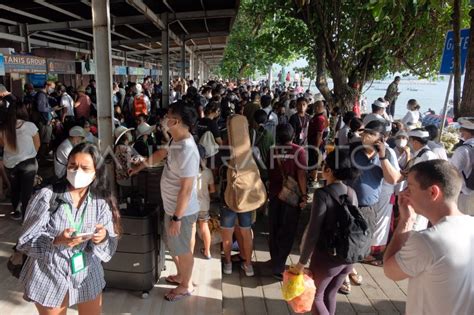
[439,74,454,142]
[453,0,462,118]
[19,24,31,53]
[180,36,186,79]
[162,14,170,108]
[91,0,115,190]
[189,49,194,84]
[267,64,273,88]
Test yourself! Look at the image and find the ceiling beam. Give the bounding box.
[124,0,192,54]
[169,9,236,22]
[184,31,229,40]
[12,16,148,33]
[112,36,162,47]
[126,44,226,56]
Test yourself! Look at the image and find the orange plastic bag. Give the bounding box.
[281,271,305,301]
[283,271,316,314]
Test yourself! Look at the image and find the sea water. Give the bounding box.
[307,76,464,120]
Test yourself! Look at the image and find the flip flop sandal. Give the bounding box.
[349,273,363,285]
[338,281,351,295]
[165,275,181,285]
[200,248,212,260]
[164,289,194,302]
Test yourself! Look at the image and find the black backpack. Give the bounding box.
[461,144,474,190]
[6,182,66,278]
[319,186,372,264]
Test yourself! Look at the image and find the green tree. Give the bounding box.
[217,0,308,79]
[221,0,471,112]
[289,0,474,110]
[460,3,474,117]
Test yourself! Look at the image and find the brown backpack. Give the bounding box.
[224,115,267,212]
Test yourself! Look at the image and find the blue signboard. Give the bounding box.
[439,28,470,75]
[114,66,127,75]
[28,74,47,88]
[0,54,4,76]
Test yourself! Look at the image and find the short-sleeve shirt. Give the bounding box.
[401,110,420,127]
[54,138,74,178]
[395,215,474,315]
[289,113,310,146]
[3,120,38,168]
[61,93,74,117]
[307,113,326,147]
[75,94,91,120]
[160,136,200,216]
[336,125,351,146]
[196,117,220,140]
[269,143,307,198]
[349,150,384,206]
[197,168,214,212]
[450,138,474,195]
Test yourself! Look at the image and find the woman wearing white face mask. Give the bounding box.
[17,143,121,315]
[393,130,411,169]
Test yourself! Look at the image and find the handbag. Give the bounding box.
[276,156,301,207]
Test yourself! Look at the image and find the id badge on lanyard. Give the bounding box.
[299,116,306,141]
[64,196,90,274]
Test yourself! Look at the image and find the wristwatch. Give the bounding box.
[171,215,182,222]
[379,156,388,160]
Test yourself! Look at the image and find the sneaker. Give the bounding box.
[241,263,254,277]
[223,262,232,275]
[11,211,22,221]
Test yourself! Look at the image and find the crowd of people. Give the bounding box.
[0,75,473,314]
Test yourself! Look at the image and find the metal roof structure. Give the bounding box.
[0,0,239,70]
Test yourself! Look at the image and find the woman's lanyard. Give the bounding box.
[64,194,91,237]
[65,194,91,274]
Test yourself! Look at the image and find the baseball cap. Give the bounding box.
[69,126,85,137]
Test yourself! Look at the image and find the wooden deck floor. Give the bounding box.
[0,199,407,315]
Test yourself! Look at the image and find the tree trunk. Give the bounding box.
[453,0,462,118]
[314,42,333,105]
[460,9,474,117]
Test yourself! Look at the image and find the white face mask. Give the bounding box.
[395,139,408,148]
[67,169,95,189]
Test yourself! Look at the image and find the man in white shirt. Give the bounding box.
[450,117,474,215]
[260,95,278,141]
[335,111,356,146]
[384,160,474,315]
[54,126,85,178]
[425,124,448,160]
[59,85,74,123]
[404,128,438,230]
[363,99,391,126]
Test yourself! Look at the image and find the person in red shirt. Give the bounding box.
[307,101,327,182]
[74,86,91,120]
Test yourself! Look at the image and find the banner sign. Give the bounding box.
[27,74,47,88]
[128,67,147,76]
[114,66,127,75]
[0,54,4,76]
[4,54,47,73]
[47,59,76,74]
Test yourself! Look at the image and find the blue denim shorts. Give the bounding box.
[220,207,253,229]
